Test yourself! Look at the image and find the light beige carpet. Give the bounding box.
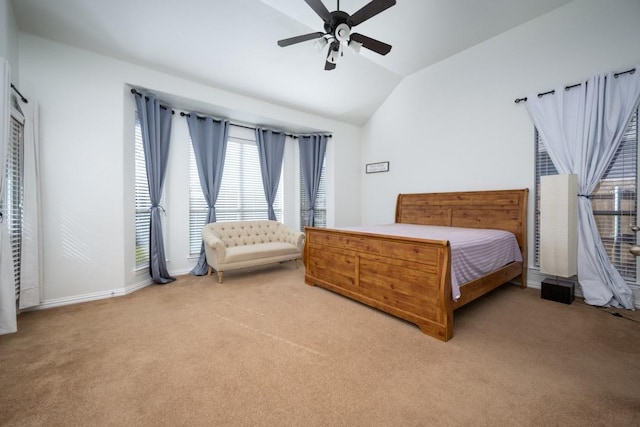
[1,264,639,426]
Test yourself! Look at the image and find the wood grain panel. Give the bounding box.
[398,207,452,226]
[358,258,440,319]
[306,245,356,289]
[307,228,445,266]
[451,209,522,233]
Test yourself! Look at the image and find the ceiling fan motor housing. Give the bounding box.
[324,10,351,38]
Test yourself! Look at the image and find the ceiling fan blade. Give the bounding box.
[305,0,332,23]
[350,33,392,55]
[277,32,325,47]
[349,0,396,27]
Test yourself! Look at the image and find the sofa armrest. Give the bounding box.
[202,226,227,260]
[293,232,305,252]
[279,226,305,252]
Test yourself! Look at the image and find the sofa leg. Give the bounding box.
[217,271,223,284]
[207,266,212,276]
[295,259,300,269]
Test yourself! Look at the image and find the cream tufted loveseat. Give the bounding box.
[202,220,304,283]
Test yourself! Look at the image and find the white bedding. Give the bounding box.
[336,224,523,301]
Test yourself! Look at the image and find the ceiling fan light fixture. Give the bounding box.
[327,48,339,64]
[314,37,328,52]
[349,40,363,54]
[335,23,351,43]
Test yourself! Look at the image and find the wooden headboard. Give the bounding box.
[395,188,529,264]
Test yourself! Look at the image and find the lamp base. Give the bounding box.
[541,278,575,305]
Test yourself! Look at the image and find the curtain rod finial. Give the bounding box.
[10,83,28,103]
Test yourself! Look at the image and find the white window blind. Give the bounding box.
[188,128,283,255]
[1,115,24,299]
[534,109,638,284]
[134,115,151,268]
[300,156,326,231]
[189,144,206,255]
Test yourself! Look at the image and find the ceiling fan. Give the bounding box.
[277,0,396,70]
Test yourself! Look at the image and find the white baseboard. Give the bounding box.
[33,276,154,310]
[32,267,196,311]
[170,268,194,277]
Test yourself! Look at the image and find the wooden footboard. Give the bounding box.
[304,189,528,341]
[304,228,454,340]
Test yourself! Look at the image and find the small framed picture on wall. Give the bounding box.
[366,161,390,174]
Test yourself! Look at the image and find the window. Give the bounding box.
[1,111,24,299]
[134,115,151,268]
[300,156,326,230]
[534,109,638,284]
[188,127,283,255]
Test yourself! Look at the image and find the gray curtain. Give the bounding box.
[256,128,285,221]
[134,92,175,284]
[525,67,640,308]
[299,134,328,227]
[187,114,229,275]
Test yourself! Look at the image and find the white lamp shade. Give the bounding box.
[349,40,363,54]
[539,174,578,277]
[314,37,328,52]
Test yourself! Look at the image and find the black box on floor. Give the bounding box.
[541,278,575,304]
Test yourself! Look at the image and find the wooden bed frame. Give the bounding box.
[303,189,528,341]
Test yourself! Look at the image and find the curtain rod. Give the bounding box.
[179,111,331,139]
[130,88,174,114]
[180,111,297,138]
[514,67,636,104]
[11,84,28,103]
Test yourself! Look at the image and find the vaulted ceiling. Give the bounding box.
[11,0,573,125]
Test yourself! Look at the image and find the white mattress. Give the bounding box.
[336,224,523,301]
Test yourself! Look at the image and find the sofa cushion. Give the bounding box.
[225,242,300,264]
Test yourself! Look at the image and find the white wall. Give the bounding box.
[0,0,19,80]
[361,0,640,230]
[18,34,361,305]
